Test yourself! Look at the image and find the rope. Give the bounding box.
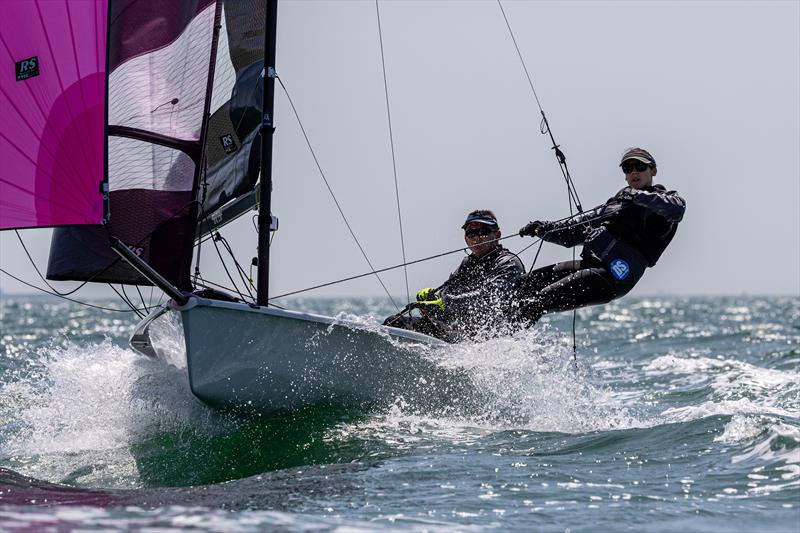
[276,75,400,311]
[208,231,248,303]
[497,1,583,215]
[112,284,146,319]
[0,267,148,313]
[375,0,411,304]
[270,234,524,300]
[498,0,585,359]
[15,230,91,296]
[14,229,146,315]
[215,232,256,300]
[268,206,609,301]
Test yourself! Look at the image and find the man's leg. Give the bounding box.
[515,260,583,299]
[518,267,618,324]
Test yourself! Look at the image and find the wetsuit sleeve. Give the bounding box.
[539,203,609,248]
[443,254,525,318]
[629,188,686,222]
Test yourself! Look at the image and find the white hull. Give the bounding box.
[132,297,477,415]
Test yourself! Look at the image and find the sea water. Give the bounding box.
[0,295,797,532]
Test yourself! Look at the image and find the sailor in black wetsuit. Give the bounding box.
[384,210,525,341]
[515,148,685,325]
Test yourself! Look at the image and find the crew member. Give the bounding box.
[515,147,685,324]
[384,210,525,341]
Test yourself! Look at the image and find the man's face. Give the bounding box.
[621,159,657,189]
[464,223,500,257]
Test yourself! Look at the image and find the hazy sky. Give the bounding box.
[1,0,799,301]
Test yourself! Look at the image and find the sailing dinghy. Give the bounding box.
[2,0,477,416]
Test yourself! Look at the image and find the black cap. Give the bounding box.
[461,211,498,229]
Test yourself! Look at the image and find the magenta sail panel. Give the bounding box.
[0,0,108,230]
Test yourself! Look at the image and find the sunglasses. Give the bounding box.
[621,161,651,174]
[465,226,497,238]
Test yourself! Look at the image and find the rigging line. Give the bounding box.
[517,236,545,261]
[496,0,584,213]
[135,284,150,315]
[115,284,145,319]
[217,233,255,300]
[270,234,524,300]
[209,231,249,303]
[12,197,205,307]
[375,0,411,304]
[196,202,252,301]
[497,0,543,110]
[14,230,89,296]
[275,75,401,312]
[114,284,135,313]
[193,277,252,301]
[0,267,146,312]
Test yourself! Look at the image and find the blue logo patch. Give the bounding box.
[610,259,630,280]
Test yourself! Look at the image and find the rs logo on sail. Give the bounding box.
[220,134,238,154]
[125,244,144,258]
[15,56,39,81]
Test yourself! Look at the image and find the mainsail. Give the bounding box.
[0,1,108,230]
[46,0,266,288]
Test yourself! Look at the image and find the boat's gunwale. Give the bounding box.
[174,296,446,346]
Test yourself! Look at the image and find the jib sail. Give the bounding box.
[47,0,267,288]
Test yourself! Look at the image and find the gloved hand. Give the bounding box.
[416,298,444,312]
[416,287,437,302]
[519,220,546,237]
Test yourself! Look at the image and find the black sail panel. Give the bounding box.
[197,1,266,234]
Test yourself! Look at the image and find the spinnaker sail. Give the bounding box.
[1,0,108,230]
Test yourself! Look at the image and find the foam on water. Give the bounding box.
[319,311,642,434]
[324,324,646,450]
[0,335,233,487]
[646,354,800,426]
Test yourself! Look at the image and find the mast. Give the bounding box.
[257,0,279,306]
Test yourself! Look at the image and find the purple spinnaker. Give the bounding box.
[0,0,107,230]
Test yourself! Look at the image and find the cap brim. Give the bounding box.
[462,218,498,229]
[620,155,654,165]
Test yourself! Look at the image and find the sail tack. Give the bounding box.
[0,0,108,230]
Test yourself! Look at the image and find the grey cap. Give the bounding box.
[620,147,656,167]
